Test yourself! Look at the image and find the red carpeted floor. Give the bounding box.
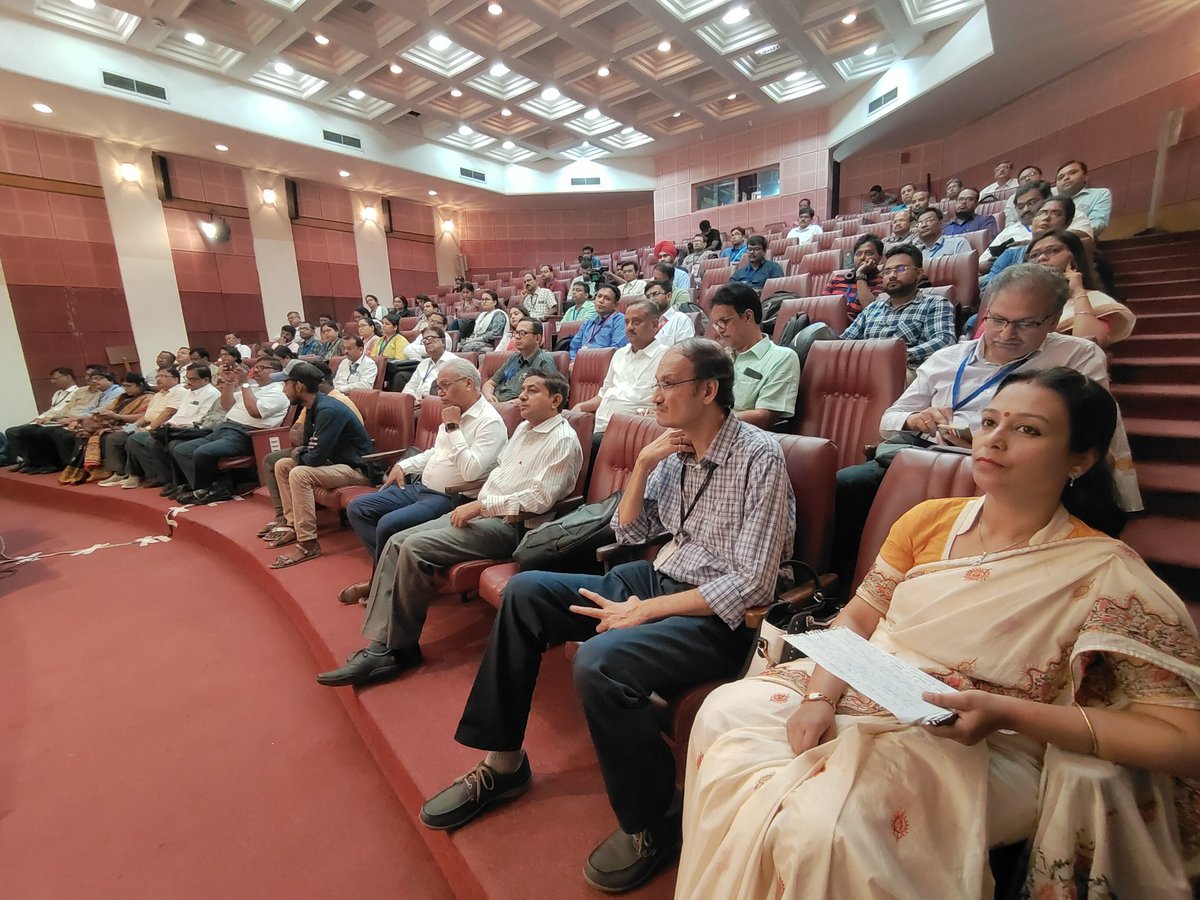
[0,494,453,899]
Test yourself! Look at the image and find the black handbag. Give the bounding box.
[746,560,840,676]
[512,491,622,570]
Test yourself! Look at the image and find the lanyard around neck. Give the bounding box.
[950,345,1031,412]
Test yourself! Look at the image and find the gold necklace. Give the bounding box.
[975,516,1031,564]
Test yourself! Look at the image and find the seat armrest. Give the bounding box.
[501,495,583,525]
[445,478,487,498]
[595,533,670,569]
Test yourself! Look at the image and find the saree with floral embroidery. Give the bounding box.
[675,497,1200,900]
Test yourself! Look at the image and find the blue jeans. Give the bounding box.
[346,482,456,563]
[454,560,753,832]
[172,422,253,490]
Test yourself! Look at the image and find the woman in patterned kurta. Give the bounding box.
[676,368,1200,900]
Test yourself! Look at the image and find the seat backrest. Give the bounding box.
[795,339,907,469]
[346,389,381,435]
[412,395,443,450]
[958,230,992,256]
[774,434,839,572]
[816,230,842,251]
[700,266,733,295]
[699,256,727,273]
[861,221,890,239]
[799,250,841,276]
[551,350,570,379]
[767,238,791,259]
[924,250,980,309]
[561,409,596,499]
[369,391,416,454]
[588,413,667,502]
[570,347,617,408]
[498,404,523,436]
[479,350,510,382]
[830,235,857,258]
[555,320,584,346]
[761,274,811,303]
[852,450,978,589]
[369,355,388,390]
[771,296,850,338]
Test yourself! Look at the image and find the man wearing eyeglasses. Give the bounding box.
[484,319,558,405]
[340,358,508,600]
[647,280,695,347]
[840,244,956,373]
[400,325,460,408]
[711,282,800,430]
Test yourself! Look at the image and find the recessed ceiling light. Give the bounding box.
[842,12,857,24]
[727,93,737,100]
[597,65,610,77]
[501,140,515,149]
[214,143,229,151]
[429,35,452,51]
[348,88,366,100]
[273,61,294,76]
[458,124,472,136]
[69,0,95,8]
[32,102,53,114]
[722,5,750,25]
[428,190,438,196]
[620,126,634,135]
[338,170,350,178]
[487,2,503,13]
[786,69,806,81]
[450,88,463,98]
[584,108,601,120]
[541,86,560,101]
[657,40,672,52]
[314,33,329,45]
[672,111,682,118]
[755,43,779,55]
[864,44,878,56]
[490,62,509,77]
[184,32,205,46]
[389,63,403,74]
[262,188,277,205]
[500,107,512,116]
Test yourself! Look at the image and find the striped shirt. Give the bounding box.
[479,413,583,526]
[614,414,796,629]
[841,291,956,367]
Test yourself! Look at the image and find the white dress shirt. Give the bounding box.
[225,380,290,428]
[142,384,188,425]
[655,307,697,348]
[333,355,379,392]
[402,351,461,404]
[234,343,253,362]
[594,342,666,432]
[403,332,454,361]
[620,279,648,296]
[397,395,507,493]
[478,414,583,526]
[170,383,222,428]
[786,223,824,243]
[980,177,1019,198]
[36,385,78,420]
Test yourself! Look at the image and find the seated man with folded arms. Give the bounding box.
[317,370,582,687]
[332,336,378,392]
[5,367,82,471]
[402,325,460,409]
[340,359,508,603]
[730,235,784,293]
[840,244,956,375]
[520,272,557,321]
[171,356,289,504]
[823,234,885,320]
[574,299,665,450]
[569,285,628,365]
[99,366,186,486]
[648,280,695,347]
[484,320,557,406]
[711,283,799,430]
[125,363,223,490]
[420,337,796,893]
[912,207,972,260]
[266,363,373,568]
[942,188,998,239]
[560,282,597,325]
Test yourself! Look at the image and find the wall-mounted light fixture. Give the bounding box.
[118,162,140,183]
[362,206,378,222]
[261,188,277,206]
[199,212,231,242]
[441,219,454,233]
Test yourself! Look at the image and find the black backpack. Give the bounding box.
[760,291,804,334]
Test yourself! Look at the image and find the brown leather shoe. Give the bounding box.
[338,582,370,605]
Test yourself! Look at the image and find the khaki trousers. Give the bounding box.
[274,457,369,542]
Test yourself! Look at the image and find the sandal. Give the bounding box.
[257,519,286,538]
[270,541,321,569]
[266,529,297,549]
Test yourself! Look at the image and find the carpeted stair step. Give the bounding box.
[1123,296,1200,315]
[1110,333,1200,360]
[1114,268,1200,287]
[1123,516,1200,571]
[1110,383,1200,419]
[1101,231,1200,252]
[1127,311,1200,335]
[1108,251,1200,272]
[1133,461,1200,496]
[1111,357,1200,385]
[1119,280,1200,300]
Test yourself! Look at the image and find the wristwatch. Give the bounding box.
[802,692,837,710]
[241,382,253,389]
[445,422,459,432]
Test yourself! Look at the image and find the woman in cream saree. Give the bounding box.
[677,370,1200,900]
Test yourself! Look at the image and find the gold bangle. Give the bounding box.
[1075,702,1099,756]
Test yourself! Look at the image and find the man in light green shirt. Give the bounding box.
[560,282,597,324]
[710,283,799,430]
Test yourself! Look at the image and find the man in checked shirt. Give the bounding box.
[421,337,797,894]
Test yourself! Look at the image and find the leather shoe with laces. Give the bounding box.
[583,805,682,893]
[315,645,421,687]
[420,755,532,830]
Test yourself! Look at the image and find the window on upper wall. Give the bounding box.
[695,165,781,210]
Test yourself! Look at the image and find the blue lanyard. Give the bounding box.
[950,345,1029,412]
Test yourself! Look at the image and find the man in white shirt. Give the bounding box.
[981,181,1094,272]
[616,261,647,297]
[5,366,79,469]
[124,363,223,490]
[402,326,460,408]
[1055,160,1112,235]
[786,206,823,244]
[574,299,665,448]
[333,336,379,392]
[342,358,508,600]
[99,366,188,486]
[912,207,972,260]
[225,332,253,362]
[647,281,695,348]
[172,356,291,503]
[883,208,915,248]
[318,370,582,687]
[403,312,454,360]
[520,272,557,320]
[980,160,1019,200]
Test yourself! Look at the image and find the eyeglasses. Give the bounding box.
[515,328,537,336]
[421,335,444,344]
[645,290,667,299]
[881,264,912,276]
[652,377,703,393]
[711,314,738,331]
[434,376,471,392]
[982,314,1053,332]
[1015,197,1042,209]
[1027,244,1066,261]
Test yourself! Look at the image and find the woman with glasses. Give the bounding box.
[1025,229,1135,348]
[460,290,507,352]
[356,316,383,355]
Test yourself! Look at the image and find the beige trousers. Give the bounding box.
[274,457,369,542]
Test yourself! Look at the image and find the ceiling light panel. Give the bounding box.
[731,46,806,81]
[563,110,621,137]
[439,130,496,152]
[321,0,414,45]
[654,0,727,22]
[325,90,396,120]
[695,14,778,56]
[425,89,492,119]
[700,93,762,120]
[401,35,485,78]
[485,143,539,163]
[33,0,140,42]
[900,0,984,27]
[573,4,660,53]
[806,10,888,57]
[562,144,609,161]
[832,44,897,80]
[466,67,538,101]
[518,91,584,121]
[761,70,826,103]
[455,3,542,50]
[248,62,328,99]
[282,32,368,75]
[361,64,437,100]
[178,0,279,45]
[647,111,702,136]
[566,69,642,105]
[264,0,306,11]
[477,108,546,138]
[153,30,245,73]
[625,43,704,82]
[599,128,654,150]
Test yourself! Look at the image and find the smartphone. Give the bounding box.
[937,424,972,443]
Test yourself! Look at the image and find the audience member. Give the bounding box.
[561,283,597,324]
[413,296,439,332]
[356,317,382,355]
[171,357,289,503]
[174,346,191,368]
[375,314,410,360]
[155,350,175,370]
[341,359,508,594]
[484,320,557,405]
[420,338,794,893]
[332,336,378,392]
[19,368,123,474]
[786,207,823,243]
[615,261,646,297]
[98,366,186,486]
[698,219,722,251]
[823,234,885,319]
[653,261,691,307]
[318,323,344,359]
[536,264,556,289]
[912,207,972,260]
[862,185,889,212]
[655,241,691,290]
[266,363,373,568]
[392,296,410,315]
[883,208,914,248]
[286,310,302,328]
[730,235,784,292]
[942,188,998,239]
[57,372,152,483]
[402,326,460,408]
[569,285,628,363]
[273,325,299,353]
[982,196,1077,286]
[498,305,528,353]
[711,282,799,429]
[909,189,932,216]
[679,234,716,284]
[893,183,915,210]
[460,290,507,352]
[980,159,1018,199]
[124,363,222,490]
[5,367,84,471]
[1026,229,1135,347]
[647,281,694,347]
[944,177,963,201]
[980,181,1053,272]
[719,226,748,265]
[295,322,322,357]
[225,332,253,361]
[580,245,602,270]
[520,272,557,320]
[364,294,386,322]
[190,347,217,379]
[1055,160,1112,235]
[316,369,582,687]
[841,244,956,372]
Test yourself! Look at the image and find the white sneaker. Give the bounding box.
[120,476,142,489]
[99,474,125,486]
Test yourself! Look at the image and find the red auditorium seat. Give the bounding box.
[799,249,841,277]
[312,391,416,512]
[762,275,813,303]
[570,348,616,407]
[861,221,891,239]
[698,256,728,274]
[783,243,811,272]
[479,350,568,382]
[554,319,584,349]
[767,237,793,259]
[792,338,908,469]
[699,266,733,298]
[924,250,980,309]
[763,221,789,233]
[830,235,857,258]
[770,295,850,337]
[957,230,992,256]
[817,230,843,251]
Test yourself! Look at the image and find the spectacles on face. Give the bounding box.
[652,377,703,393]
[434,376,471,392]
[515,328,537,337]
[983,314,1053,333]
[711,313,738,331]
[1016,197,1042,210]
[881,264,912,276]
[1027,244,1066,261]
[421,335,444,345]
[645,290,667,299]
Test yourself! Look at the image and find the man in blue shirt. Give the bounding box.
[912,208,972,260]
[719,226,748,265]
[942,188,997,239]
[569,284,627,365]
[730,235,784,292]
[295,321,323,358]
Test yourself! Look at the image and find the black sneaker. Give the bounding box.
[420,755,532,830]
[583,808,682,893]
